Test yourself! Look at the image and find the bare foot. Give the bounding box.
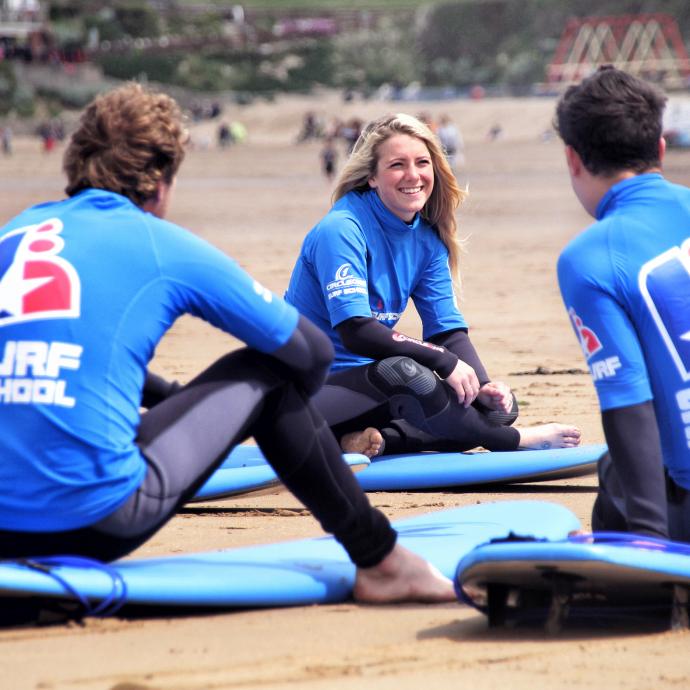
[517,422,581,450]
[340,427,384,459]
[353,544,456,604]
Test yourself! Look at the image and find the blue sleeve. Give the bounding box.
[154,222,298,353]
[557,237,652,410]
[309,212,372,327]
[412,240,467,339]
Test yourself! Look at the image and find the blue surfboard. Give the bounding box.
[456,532,690,630]
[357,444,603,491]
[0,501,579,611]
[193,451,369,502]
[200,444,603,499]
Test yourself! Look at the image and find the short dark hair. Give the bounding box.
[554,65,667,175]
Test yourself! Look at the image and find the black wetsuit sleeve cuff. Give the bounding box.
[270,315,334,396]
[428,328,490,385]
[602,401,669,538]
[141,371,181,409]
[336,316,458,377]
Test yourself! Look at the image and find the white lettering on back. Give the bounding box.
[590,356,622,381]
[0,340,82,407]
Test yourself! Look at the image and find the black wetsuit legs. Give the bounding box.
[0,349,396,564]
[315,357,520,453]
[593,449,690,542]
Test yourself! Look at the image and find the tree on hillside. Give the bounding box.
[0,62,17,115]
[331,17,419,90]
[417,0,690,88]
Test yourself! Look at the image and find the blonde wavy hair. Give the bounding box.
[333,112,467,281]
[63,82,188,207]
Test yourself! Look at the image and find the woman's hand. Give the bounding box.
[476,380,514,413]
[444,360,480,408]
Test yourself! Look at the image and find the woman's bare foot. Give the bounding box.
[340,427,384,459]
[353,544,456,604]
[517,422,581,450]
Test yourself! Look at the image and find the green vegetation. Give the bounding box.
[0,62,38,117]
[25,0,690,104]
[418,0,690,88]
[173,0,423,8]
[0,62,17,115]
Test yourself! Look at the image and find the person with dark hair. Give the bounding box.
[320,136,338,181]
[286,112,580,459]
[0,83,455,603]
[556,65,690,540]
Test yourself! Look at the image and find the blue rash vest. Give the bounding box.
[285,188,467,370]
[558,173,690,488]
[0,189,298,531]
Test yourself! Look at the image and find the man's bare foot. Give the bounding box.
[340,427,384,459]
[517,422,581,450]
[353,544,456,604]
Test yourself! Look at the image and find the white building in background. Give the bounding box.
[0,0,46,59]
[664,98,690,148]
[1,0,43,23]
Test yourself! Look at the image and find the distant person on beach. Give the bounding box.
[285,113,580,459]
[38,121,55,153]
[556,65,690,540]
[217,122,232,148]
[340,117,363,154]
[297,110,321,143]
[487,123,502,141]
[320,136,338,181]
[229,120,247,143]
[1,126,11,156]
[437,114,464,170]
[0,84,455,603]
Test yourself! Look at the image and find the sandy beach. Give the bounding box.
[2,90,690,689]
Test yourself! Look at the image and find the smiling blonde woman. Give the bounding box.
[286,113,580,458]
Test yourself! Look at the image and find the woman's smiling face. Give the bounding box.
[368,133,434,222]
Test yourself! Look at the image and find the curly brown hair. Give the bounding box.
[63,82,188,207]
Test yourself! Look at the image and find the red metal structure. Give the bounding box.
[547,13,690,89]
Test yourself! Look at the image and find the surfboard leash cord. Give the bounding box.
[12,555,128,618]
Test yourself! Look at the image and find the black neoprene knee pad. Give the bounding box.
[369,356,437,395]
[368,357,450,420]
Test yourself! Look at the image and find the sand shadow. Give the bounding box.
[418,607,673,642]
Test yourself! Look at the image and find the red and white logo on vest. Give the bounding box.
[568,307,603,359]
[0,218,80,327]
